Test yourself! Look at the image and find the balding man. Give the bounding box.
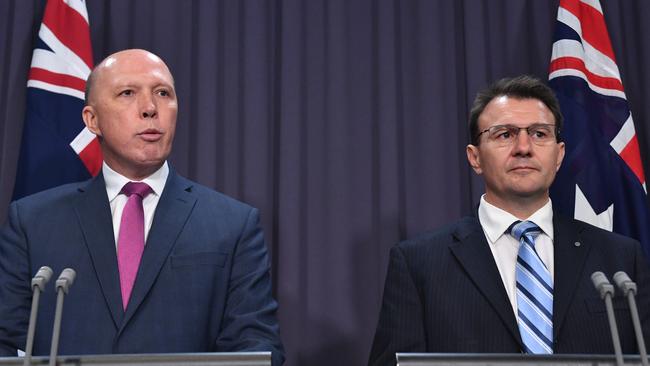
[0,49,284,365]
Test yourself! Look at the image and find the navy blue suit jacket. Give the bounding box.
[369,214,650,366]
[0,170,284,365]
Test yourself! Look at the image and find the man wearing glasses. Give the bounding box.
[368,75,650,366]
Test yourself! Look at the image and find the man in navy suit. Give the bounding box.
[369,75,650,365]
[0,49,284,365]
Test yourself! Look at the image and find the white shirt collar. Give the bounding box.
[478,194,554,244]
[103,161,169,202]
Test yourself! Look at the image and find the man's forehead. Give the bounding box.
[96,51,173,83]
[102,51,163,68]
[480,96,552,123]
[487,95,547,109]
[108,68,174,85]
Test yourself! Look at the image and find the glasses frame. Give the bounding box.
[475,123,560,146]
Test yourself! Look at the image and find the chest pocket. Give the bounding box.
[170,251,228,268]
[584,297,629,314]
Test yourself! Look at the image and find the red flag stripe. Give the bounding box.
[560,0,616,62]
[28,67,86,93]
[77,138,103,177]
[42,0,93,69]
[619,136,646,185]
[549,57,624,92]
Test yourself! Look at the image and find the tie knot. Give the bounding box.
[509,220,542,243]
[121,182,152,198]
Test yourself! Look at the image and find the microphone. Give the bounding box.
[613,271,649,366]
[591,271,624,366]
[23,266,53,366]
[48,268,76,366]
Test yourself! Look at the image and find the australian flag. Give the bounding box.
[13,0,102,200]
[549,0,650,256]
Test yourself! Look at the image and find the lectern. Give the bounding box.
[0,352,270,366]
[396,353,646,366]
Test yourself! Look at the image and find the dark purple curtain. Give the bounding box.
[1,1,649,365]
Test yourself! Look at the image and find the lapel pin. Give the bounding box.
[574,241,581,247]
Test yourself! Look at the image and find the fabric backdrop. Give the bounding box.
[1,1,649,365]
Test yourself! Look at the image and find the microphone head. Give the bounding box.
[591,271,614,299]
[36,266,54,280]
[613,271,631,285]
[613,271,637,295]
[31,266,53,291]
[591,271,608,286]
[55,268,76,294]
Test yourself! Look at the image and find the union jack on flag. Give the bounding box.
[13,0,102,200]
[549,0,650,255]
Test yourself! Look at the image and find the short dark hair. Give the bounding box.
[468,75,563,145]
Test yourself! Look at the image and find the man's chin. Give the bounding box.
[507,187,549,201]
[135,150,170,167]
[135,158,166,171]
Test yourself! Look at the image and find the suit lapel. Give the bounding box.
[552,214,590,340]
[119,171,197,331]
[449,217,523,349]
[73,174,123,328]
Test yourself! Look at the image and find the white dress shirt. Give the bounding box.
[103,161,169,247]
[477,195,555,318]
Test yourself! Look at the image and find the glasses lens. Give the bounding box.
[529,124,555,143]
[487,125,518,145]
[486,124,556,146]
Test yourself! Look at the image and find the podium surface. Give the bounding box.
[0,352,270,366]
[396,353,646,366]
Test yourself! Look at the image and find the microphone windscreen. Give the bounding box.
[591,271,609,289]
[613,271,632,288]
[31,266,54,290]
[55,268,76,290]
[35,266,53,282]
[613,271,637,295]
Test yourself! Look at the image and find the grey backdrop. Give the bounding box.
[1,1,650,365]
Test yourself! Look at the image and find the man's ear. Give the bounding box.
[555,141,566,172]
[466,144,483,174]
[82,106,101,136]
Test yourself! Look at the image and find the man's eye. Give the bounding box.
[119,90,133,96]
[532,128,550,139]
[157,90,170,97]
[495,130,511,139]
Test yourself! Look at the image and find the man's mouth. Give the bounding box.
[509,166,537,173]
[138,128,163,142]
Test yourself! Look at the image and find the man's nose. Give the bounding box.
[512,129,532,155]
[140,94,157,119]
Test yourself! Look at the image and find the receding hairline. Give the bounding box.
[84,49,175,106]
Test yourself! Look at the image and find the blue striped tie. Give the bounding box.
[510,220,553,354]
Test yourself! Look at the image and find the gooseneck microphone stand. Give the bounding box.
[613,271,649,366]
[23,266,53,366]
[48,268,76,366]
[591,271,624,366]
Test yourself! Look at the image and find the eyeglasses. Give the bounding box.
[475,123,559,146]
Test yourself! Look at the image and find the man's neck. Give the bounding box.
[103,161,164,181]
[483,193,550,220]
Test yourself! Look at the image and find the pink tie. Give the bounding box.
[117,182,152,310]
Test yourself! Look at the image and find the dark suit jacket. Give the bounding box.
[369,214,650,366]
[0,170,284,366]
